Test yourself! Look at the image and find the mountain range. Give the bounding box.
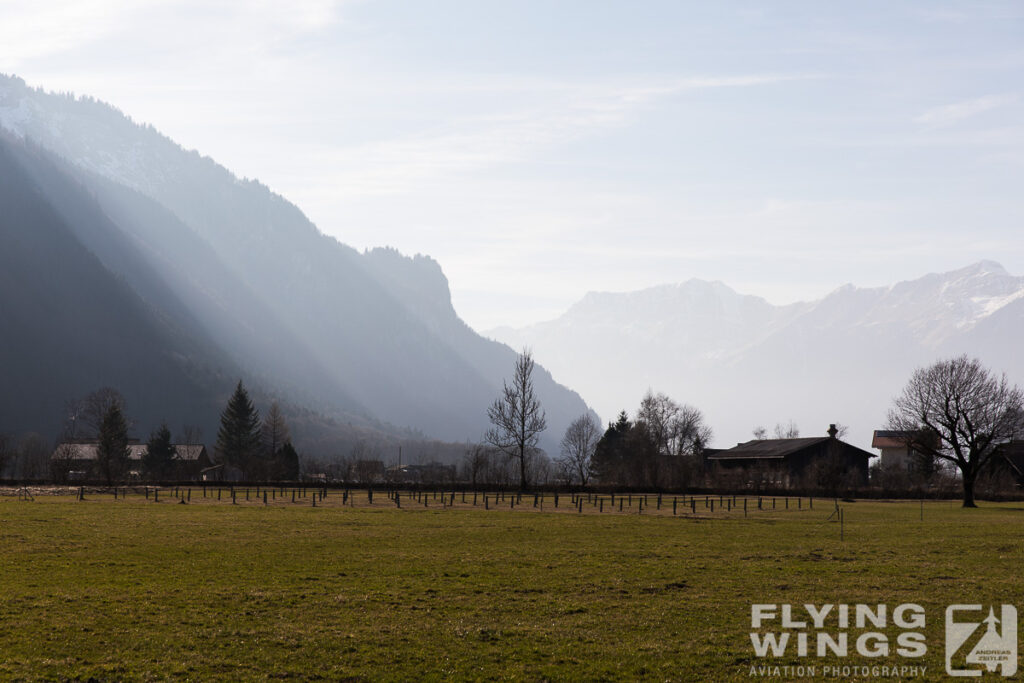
[3,72,1019,460]
[0,74,594,459]
[488,261,1024,450]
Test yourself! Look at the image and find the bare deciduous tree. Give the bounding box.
[637,391,712,457]
[0,432,12,478]
[888,355,1024,507]
[261,402,290,458]
[462,444,491,487]
[80,387,129,439]
[752,426,768,440]
[558,414,600,485]
[51,442,80,483]
[485,348,547,489]
[15,433,50,480]
[180,424,203,448]
[773,420,800,439]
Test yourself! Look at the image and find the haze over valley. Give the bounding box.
[489,261,1024,449]
[0,74,593,460]
[3,72,1023,459]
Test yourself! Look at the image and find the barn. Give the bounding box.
[704,424,876,488]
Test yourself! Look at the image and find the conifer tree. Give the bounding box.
[276,441,300,480]
[215,380,261,477]
[144,423,177,481]
[96,403,131,485]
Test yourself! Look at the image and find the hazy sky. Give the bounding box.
[2,1,1023,330]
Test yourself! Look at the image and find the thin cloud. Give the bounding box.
[0,0,347,70]
[915,94,1016,128]
[311,72,818,199]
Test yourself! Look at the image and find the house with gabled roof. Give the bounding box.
[51,440,213,481]
[704,424,875,488]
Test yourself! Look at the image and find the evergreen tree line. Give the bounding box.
[579,391,712,489]
[42,381,300,482]
[214,380,299,480]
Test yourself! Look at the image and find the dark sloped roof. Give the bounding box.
[706,437,830,460]
[52,442,207,461]
[52,443,148,461]
[174,445,207,461]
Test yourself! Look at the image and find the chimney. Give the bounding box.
[827,424,838,439]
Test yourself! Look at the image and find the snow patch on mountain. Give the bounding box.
[489,262,1024,451]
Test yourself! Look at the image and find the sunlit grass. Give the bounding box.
[0,492,1020,681]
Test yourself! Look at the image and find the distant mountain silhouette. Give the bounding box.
[0,134,229,439]
[490,263,1024,450]
[0,75,594,457]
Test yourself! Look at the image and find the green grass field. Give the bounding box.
[0,490,1021,681]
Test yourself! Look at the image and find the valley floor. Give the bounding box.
[0,493,1020,681]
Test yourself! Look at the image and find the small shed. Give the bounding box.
[172,444,213,480]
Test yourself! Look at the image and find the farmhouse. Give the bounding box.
[705,424,875,488]
[870,430,935,473]
[50,440,213,481]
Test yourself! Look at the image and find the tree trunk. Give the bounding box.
[519,446,528,490]
[961,472,977,508]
